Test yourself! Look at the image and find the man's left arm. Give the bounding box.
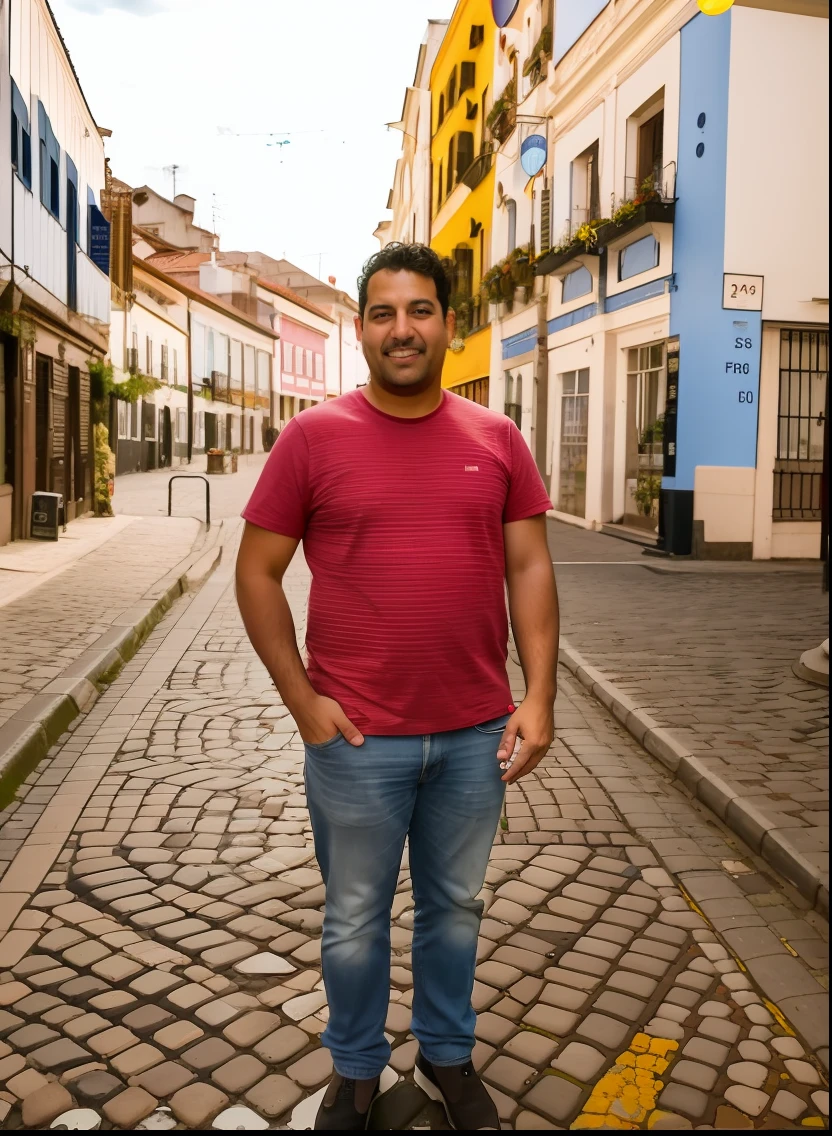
[499,514,560,783]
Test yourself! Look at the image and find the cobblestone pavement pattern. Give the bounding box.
[0,518,200,731]
[0,519,827,1130]
[548,522,829,903]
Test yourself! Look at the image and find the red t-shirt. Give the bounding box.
[242,388,552,735]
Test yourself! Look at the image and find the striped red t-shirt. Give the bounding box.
[242,388,552,735]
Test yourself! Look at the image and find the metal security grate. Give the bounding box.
[773,329,828,520]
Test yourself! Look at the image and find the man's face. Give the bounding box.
[356,269,454,394]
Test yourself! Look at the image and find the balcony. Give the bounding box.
[595,164,677,246]
[486,79,516,146]
[460,147,494,191]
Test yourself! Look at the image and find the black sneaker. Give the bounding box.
[414,1052,499,1130]
[314,1073,380,1130]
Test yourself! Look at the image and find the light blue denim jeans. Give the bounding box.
[303,714,509,1080]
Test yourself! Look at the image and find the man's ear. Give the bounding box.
[354,315,363,342]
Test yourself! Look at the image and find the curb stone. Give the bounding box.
[558,636,827,916]
[0,536,223,810]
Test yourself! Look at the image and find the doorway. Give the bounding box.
[35,355,51,492]
[558,369,589,517]
[624,342,666,531]
[158,406,172,468]
[67,366,83,506]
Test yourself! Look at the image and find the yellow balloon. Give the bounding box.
[697,0,734,13]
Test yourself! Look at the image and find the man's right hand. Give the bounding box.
[291,694,365,747]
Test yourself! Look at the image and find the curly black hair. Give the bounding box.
[357,243,453,319]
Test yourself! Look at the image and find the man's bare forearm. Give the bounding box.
[506,559,560,702]
[235,572,317,714]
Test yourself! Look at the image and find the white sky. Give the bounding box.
[50,0,456,297]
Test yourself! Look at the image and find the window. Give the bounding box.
[173,349,179,386]
[37,101,60,218]
[117,400,128,439]
[455,131,474,181]
[215,333,229,375]
[504,372,522,427]
[562,265,593,303]
[66,156,81,246]
[283,341,294,372]
[506,199,517,256]
[11,80,32,189]
[627,343,665,453]
[230,339,243,395]
[257,350,271,399]
[447,67,457,111]
[191,323,205,382]
[161,344,169,383]
[570,140,600,233]
[314,353,324,382]
[244,344,256,390]
[142,399,156,441]
[437,94,445,130]
[558,369,590,518]
[130,400,140,440]
[773,329,828,520]
[777,330,827,463]
[469,24,484,49]
[146,337,153,375]
[305,349,313,378]
[437,162,444,210]
[460,62,476,95]
[619,234,659,281]
[176,408,187,441]
[452,245,474,298]
[637,108,664,190]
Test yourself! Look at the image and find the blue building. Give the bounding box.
[532,0,828,559]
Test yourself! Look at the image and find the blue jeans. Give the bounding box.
[304,715,509,1079]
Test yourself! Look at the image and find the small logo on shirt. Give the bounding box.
[464,465,479,471]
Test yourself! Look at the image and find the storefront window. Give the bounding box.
[558,369,590,518]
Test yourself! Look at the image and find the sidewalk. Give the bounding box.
[0,457,268,808]
[0,533,826,1131]
[547,520,829,914]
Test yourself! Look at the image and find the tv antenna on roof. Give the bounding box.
[163,163,180,197]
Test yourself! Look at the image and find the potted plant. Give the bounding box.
[597,178,674,245]
[633,472,662,517]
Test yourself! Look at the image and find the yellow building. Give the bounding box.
[429,0,496,403]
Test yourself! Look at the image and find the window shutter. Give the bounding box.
[540,188,551,253]
[460,62,476,95]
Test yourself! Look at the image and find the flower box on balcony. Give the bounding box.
[533,242,599,277]
[595,200,675,247]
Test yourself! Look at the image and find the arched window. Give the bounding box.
[438,95,445,129]
[506,198,517,254]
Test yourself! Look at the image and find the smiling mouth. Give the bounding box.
[386,348,422,360]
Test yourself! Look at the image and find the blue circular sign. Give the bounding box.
[491,1,520,27]
[520,134,547,177]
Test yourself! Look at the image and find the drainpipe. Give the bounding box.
[186,299,193,464]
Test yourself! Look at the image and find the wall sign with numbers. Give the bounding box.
[663,336,680,479]
[723,273,763,311]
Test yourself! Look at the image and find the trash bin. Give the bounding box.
[31,492,63,541]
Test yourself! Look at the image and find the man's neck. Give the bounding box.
[361,377,444,419]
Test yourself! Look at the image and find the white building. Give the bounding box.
[374,19,448,249]
[108,257,191,474]
[221,251,368,398]
[488,0,554,467]
[0,0,111,543]
[533,0,828,559]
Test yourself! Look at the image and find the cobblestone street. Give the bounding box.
[0,517,827,1131]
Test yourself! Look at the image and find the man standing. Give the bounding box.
[236,244,559,1131]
